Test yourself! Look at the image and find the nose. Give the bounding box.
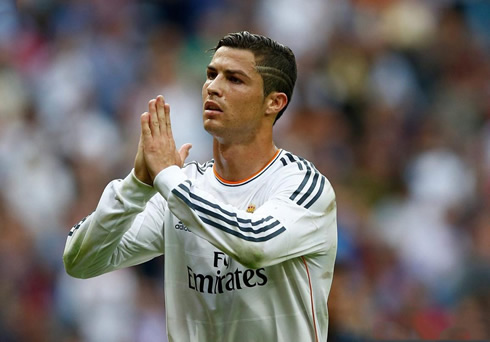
[206,76,223,97]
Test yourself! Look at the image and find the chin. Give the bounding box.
[204,121,230,142]
[203,119,220,134]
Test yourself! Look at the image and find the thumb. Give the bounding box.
[178,143,192,166]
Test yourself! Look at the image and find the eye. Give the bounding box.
[207,70,217,80]
[228,76,242,84]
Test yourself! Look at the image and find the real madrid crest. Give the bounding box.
[246,204,256,213]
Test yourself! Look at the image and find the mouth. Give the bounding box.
[204,100,223,114]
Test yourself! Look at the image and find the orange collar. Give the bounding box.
[213,149,281,185]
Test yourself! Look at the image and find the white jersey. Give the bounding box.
[64,149,337,342]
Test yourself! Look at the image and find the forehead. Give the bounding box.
[209,47,258,75]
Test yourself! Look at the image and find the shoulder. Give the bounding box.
[272,150,335,211]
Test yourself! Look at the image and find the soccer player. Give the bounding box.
[64,31,337,342]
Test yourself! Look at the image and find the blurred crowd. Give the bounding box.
[0,0,489,341]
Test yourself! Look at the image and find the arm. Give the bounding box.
[154,165,337,269]
[64,96,188,279]
[63,171,165,278]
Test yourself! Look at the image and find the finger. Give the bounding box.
[148,99,160,136]
[178,143,192,166]
[156,95,166,129]
[135,121,152,186]
[141,112,152,138]
[164,103,173,138]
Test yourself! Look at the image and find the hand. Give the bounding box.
[134,95,192,185]
[134,130,152,185]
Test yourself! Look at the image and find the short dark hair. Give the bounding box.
[213,31,297,123]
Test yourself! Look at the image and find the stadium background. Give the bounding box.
[0,0,489,340]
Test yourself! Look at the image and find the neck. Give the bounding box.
[212,138,278,182]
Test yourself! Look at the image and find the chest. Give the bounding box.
[164,212,269,296]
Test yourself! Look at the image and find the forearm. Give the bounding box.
[63,171,158,278]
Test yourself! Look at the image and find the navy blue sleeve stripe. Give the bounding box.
[280,152,305,171]
[280,152,300,167]
[200,216,286,242]
[178,184,274,226]
[184,161,214,175]
[176,186,278,231]
[305,176,326,209]
[270,151,327,209]
[68,215,89,236]
[183,195,281,234]
[288,159,327,209]
[290,161,311,201]
[172,187,284,237]
[297,172,319,205]
[189,162,204,175]
[285,152,296,163]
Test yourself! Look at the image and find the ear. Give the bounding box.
[264,92,288,119]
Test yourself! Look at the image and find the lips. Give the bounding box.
[204,100,223,113]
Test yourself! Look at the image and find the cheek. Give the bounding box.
[201,83,208,99]
[244,93,266,113]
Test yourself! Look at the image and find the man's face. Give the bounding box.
[202,47,267,143]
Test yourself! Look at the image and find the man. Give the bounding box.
[64,31,337,342]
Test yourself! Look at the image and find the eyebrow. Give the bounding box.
[207,65,252,80]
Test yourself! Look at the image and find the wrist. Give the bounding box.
[134,168,153,186]
[153,166,188,199]
[117,170,158,206]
